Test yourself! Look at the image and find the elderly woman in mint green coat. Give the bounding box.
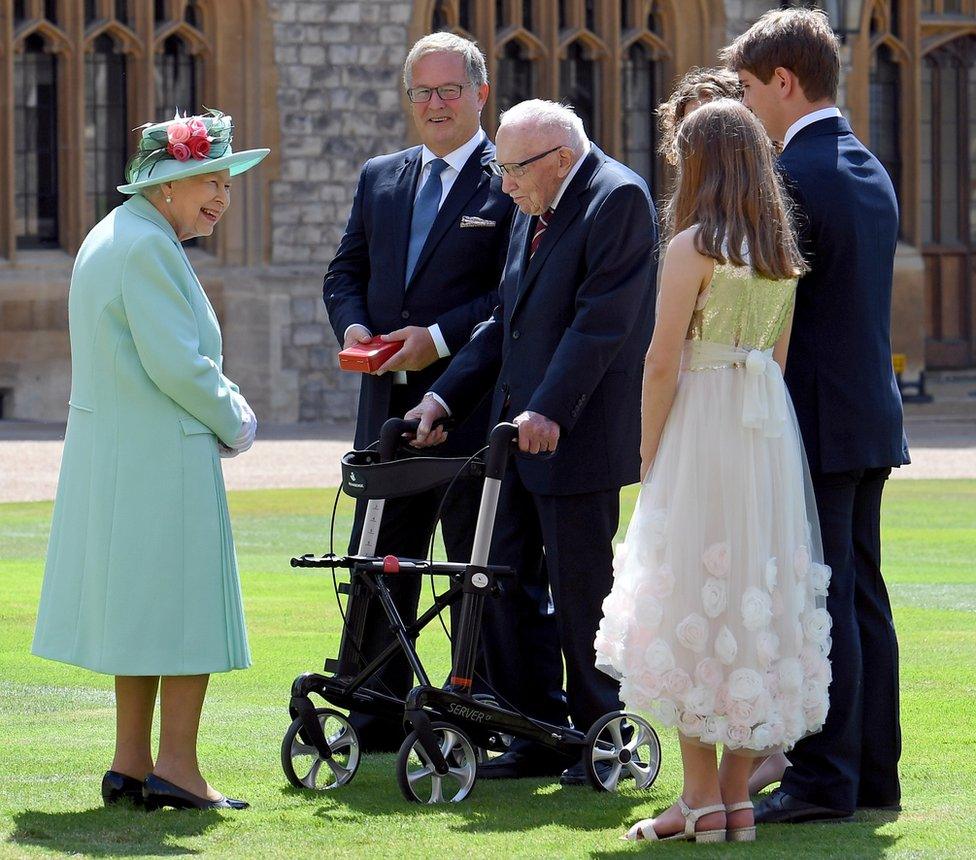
[32,109,268,811]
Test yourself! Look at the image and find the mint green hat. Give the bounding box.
[117,107,269,194]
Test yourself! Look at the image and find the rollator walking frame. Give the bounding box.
[282,418,662,803]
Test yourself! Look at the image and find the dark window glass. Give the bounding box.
[155,34,198,120]
[585,0,595,31]
[558,0,567,29]
[496,0,505,26]
[14,33,59,248]
[522,0,533,31]
[620,0,629,29]
[921,59,934,242]
[943,0,963,14]
[938,61,961,243]
[869,44,902,221]
[432,0,448,31]
[969,63,976,244]
[459,0,471,31]
[621,41,661,199]
[116,0,131,26]
[155,0,167,24]
[44,0,57,24]
[85,0,97,25]
[85,34,128,225]
[14,0,26,24]
[184,0,198,27]
[919,0,934,11]
[647,10,661,33]
[560,42,598,141]
[497,40,534,114]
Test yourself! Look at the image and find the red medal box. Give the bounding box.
[338,336,403,373]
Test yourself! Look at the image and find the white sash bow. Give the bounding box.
[684,341,788,438]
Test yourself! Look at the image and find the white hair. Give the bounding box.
[403,32,488,89]
[498,100,588,155]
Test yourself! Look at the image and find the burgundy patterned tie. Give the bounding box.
[529,207,554,260]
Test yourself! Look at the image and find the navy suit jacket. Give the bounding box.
[779,117,909,473]
[324,137,515,453]
[432,145,658,496]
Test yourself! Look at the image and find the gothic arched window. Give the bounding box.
[85,34,129,223]
[870,43,902,212]
[156,35,200,120]
[14,33,60,248]
[560,41,599,139]
[621,41,659,195]
[497,39,536,114]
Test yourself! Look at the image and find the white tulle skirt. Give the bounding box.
[595,340,832,754]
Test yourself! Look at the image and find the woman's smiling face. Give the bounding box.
[157,169,232,241]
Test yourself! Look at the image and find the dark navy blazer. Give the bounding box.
[324,138,515,453]
[779,117,909,473]
[432,145,658,496]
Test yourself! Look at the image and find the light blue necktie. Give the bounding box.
[405,158,448,284]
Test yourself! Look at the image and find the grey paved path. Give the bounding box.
[1,373,974,502]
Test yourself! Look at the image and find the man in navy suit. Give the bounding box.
[725,8,909,822]
[408,100,658,783]
[323,33,514,750]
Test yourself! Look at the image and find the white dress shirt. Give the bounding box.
[782,106,843,150]
[345,128,487,382]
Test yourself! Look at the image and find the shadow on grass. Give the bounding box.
[9,806,223,856]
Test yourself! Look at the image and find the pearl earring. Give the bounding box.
[166,196,172,203]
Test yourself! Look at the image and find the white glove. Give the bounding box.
[230,394,257,454]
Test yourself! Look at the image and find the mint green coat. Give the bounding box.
[32,194,251,675]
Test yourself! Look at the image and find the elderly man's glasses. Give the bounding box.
[487,146,564,178]
[407,83,468,103]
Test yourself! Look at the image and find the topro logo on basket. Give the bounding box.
[447,702,489,723]
[346,470,365,491]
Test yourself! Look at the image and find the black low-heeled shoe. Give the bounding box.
[142,773,249,811]
[101,770,146,807]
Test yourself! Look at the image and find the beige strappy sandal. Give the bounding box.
[622,797,727,843]
[725,800,756,842]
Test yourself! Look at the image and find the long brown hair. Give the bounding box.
[662,98,806,281]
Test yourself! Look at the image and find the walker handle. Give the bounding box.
[485,422,519,479]
[377,416,452,462]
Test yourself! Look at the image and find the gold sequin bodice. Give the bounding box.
[687,262,797,351]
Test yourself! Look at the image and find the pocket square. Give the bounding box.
[460,215,497,228]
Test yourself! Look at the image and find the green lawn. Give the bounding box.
[0,480,974,858]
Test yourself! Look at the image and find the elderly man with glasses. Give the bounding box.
[323,32,514,753]
[408,99,659,784]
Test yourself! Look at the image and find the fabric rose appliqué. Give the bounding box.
[701,577,727,619]
[728,668,764,701]
[802,608,833,644]
[715,625,738,665]
[741,587,773,631]
[702,542,731,578]
[676,613,709,653]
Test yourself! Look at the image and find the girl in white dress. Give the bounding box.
[595,99,832,843]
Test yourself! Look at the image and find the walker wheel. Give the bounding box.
[396,722,478,804]
[281,707,360,790]
[584,711,661,792]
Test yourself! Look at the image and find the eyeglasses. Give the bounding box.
[407,83,468,103]
[487,146,564,178]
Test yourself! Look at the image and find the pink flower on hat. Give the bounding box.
[188,135,211,159]
[187,117,208,137]
[168,142,191,161]
[167,122,191,144]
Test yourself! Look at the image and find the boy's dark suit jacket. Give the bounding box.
[779,116,909,472]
